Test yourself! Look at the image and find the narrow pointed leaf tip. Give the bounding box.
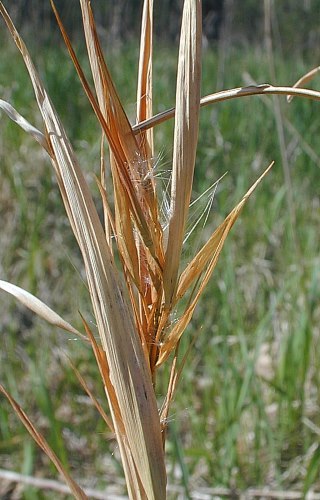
[0,280,84,338]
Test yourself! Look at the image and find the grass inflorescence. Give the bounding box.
[0,1,320,498]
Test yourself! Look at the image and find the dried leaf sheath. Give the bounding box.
[163,0,202,307]
[0,4,166,499]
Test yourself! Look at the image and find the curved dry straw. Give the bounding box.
[133,83,320,133]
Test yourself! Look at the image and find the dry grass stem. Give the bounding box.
[1,0,319,498]
[163,0,202,308]
[133,84,320,133]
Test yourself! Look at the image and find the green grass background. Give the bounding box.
[0,32,320,498]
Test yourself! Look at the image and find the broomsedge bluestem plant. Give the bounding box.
[0,1,320,498]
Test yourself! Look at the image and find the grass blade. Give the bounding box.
[0,99,51,154]
[0,4,166,498]
[163,0,202,307]
[176,164,274,301]
[0,280,84,339]
[158,162,274,365]
[133,84,320,133]
[304,444,320,495]
[0,385,87,500]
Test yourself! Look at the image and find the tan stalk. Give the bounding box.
[136,0,163,353]
[96,176,116,241]
[99,134,112,246]
[0,4,166,499]
[133,84,320,134]
[137,0,155,175]
[113,173,143,288]
[159,348,179,442]
[163,0,202,307]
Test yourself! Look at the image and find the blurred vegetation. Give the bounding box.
[2,0,320,56]
[0,1,320,498]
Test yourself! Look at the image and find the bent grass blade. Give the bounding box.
[0,280,84,339]
[133,84,320,134]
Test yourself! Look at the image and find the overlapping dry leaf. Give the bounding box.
[0,99,51,154]
[162,0,202,308]
[0,3,166,498]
